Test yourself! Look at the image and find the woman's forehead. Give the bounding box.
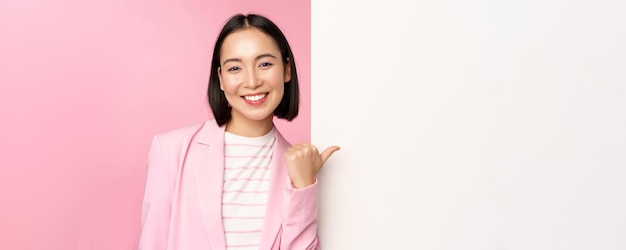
[220,28,281,60]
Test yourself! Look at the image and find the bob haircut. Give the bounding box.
[207,13,300,126]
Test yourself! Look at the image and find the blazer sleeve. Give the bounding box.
[280,178,321,250]
[138,135,173,250]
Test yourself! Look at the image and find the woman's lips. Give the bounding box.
[242,93,268,105]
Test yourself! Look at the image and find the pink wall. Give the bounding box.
[0,1,310,249]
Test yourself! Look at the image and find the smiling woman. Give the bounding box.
[137,14,339,250]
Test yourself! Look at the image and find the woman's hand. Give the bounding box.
[284,143,340,189]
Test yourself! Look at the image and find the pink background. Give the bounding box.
[0,0,310,249]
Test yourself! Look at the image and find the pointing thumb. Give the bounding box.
[320,146,341,164]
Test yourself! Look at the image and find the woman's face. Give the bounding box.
[218,27,291,127]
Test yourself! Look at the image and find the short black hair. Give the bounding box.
[207,13,300,126]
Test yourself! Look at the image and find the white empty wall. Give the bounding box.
[312,0,626,249]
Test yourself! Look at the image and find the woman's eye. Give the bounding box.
[259,62,273,68]
[227,66,241,72]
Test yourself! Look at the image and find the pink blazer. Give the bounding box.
[138,120,320,250]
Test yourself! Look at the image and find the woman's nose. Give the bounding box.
[244,70,261,88]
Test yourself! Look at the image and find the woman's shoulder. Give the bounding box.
[152,119,219,147]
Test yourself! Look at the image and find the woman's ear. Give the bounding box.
[283,58,291,83]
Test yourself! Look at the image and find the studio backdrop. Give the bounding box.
[0,1,310,249]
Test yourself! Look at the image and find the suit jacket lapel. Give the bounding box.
[259,129,290,249]
[189,121,226,249]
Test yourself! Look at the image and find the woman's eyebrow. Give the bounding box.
[222,53,278,65]
[255,53,277,60]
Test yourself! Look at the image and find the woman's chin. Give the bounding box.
[242,112,274,122]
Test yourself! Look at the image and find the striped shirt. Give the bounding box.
[222,128,275,250]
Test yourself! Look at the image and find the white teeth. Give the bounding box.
[244,94,266,101]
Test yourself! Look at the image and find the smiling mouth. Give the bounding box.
[243,93,267,102]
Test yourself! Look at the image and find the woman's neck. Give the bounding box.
[225,117,274,137]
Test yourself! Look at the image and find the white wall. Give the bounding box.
[312,0,626,249]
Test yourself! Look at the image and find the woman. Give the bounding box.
[138,13,339,250]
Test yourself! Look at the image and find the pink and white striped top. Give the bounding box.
[222,128,275,250]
